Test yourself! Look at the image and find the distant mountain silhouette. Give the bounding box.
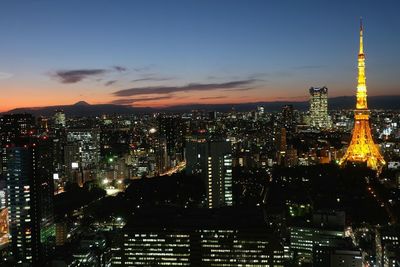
[5,102,153,117]
[4,95,400,117]
[73,101,91,106]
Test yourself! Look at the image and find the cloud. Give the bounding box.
[52,69,108,83]
[105,80,117,86]
[0,72,13,80]
[110,95,172,105]
[132,65,155,72]
[199,96,227,100]
[132,76,174,83]
[113,66,127,72]
[224,87,255,92]
[113,79,257,97]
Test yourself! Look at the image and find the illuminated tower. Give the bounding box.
[339,19,385,171]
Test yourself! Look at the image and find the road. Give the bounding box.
[160,161,186,176]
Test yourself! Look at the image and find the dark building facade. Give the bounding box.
[186,136,232,208]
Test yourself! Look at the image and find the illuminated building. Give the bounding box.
[282,104,295,132]
[0,114,35,145]
[111,208,284,266]
[63,142,81,183]
[309,87,332,130]
[158,116,185,168]
[53,109,66,128]
[186,136,232,208]
[290,226,346,264]
[339,20,386,171]
[376,227,400,267]
[4,137,55,265]
[0,208,8,247]
[67,128,100,169]
[0,189,5,209]
[55,222,68,247]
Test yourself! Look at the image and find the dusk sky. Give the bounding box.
[0,0,399,111]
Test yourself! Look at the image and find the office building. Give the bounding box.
[282,104,295,132]
[309,87,332,130]
[0,114,36,145]
[111,208,284,267]
[67,129,100,169]
[186,136,232,208]
[158,116,185,168]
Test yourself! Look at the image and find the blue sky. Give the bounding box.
[0,0,399,110]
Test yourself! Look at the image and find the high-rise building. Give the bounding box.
[309,87,332,129]
[67,129,100,169]
[186,136,232,208]
[0,114,35,145]
[5,137,55,265]
[158,116,185,168]
[282,104,295,131]
[339,19,386,171]
[375,226,400,267]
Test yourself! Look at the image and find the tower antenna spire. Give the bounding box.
[359,17,364,54]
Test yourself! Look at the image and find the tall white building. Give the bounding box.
[309,87,332,129]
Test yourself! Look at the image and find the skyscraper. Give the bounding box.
[5,137,55,265]
[309,87,332,130]
[339,20,385,171]
[282,104,295,132]
[186,136,232,208]
[158,116,185,168]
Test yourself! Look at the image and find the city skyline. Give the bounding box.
[1,0,400,112]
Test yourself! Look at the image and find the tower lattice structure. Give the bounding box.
[339,19,385,171]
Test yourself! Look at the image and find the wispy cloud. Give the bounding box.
[0,72,13,80]
[113,66,127,72]
[132,65,155,72]
[105,80,117,86]
[199,96,227,100]
[224,87,255,92]
[52,66,128,84]
[113,79,257,97]
[132,77,174,83]
[52,69,108,83]
[110,95,172,105]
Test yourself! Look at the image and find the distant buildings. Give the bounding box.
[186,136,232,208]
[309,86,332,130]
